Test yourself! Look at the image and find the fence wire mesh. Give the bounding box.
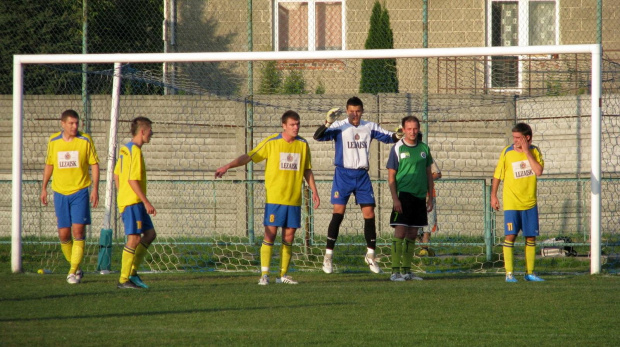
[2,0,620,275]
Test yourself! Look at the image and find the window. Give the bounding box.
[275,1,344,51]
[487,0,558,89]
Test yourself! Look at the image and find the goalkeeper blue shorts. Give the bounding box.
[504,206,539,237]
[121,203,154,235]
[54,188,91,228]
[330,167,375,206]
[264,203,301,229]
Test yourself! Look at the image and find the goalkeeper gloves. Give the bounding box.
[394,126,405,140]
[325,108,342,125]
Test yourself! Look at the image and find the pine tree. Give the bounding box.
[360,1,399,94]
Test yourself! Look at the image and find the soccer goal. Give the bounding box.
[10,44,618,276]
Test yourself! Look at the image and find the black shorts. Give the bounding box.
[390,192,428,228]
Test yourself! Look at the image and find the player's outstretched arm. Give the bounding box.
[215,154,252,179]
[392,126,404,142]
[313,108,341,140]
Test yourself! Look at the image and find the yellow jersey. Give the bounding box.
[114,142,147,213]
[45,131,99,195]
[249,133,312,206]
[493,144,544,210]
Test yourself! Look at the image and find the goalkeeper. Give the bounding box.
[215,110,320,285]
[386,116,434,281]
[314,96,403,274]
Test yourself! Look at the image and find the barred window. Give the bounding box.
[489,0,558,89]
[275,0,344,51]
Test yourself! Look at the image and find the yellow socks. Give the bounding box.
[260,241,274,276]
[69,239,84,274]
[130,242,149,276]
[120,246,136,283]
[60,240,73,263]
[280,242,292,277]
[525,240,536,274]
[503,240,515,273]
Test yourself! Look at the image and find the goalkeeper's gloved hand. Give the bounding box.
[325,108,342,125]
[394,126,405,140]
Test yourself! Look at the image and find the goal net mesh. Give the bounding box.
[11,51,620,275]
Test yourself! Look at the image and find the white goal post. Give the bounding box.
[11,44,603,274]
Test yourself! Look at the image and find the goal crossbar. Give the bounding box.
[12,44,603,274]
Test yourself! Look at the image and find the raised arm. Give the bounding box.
[215,154,252,179]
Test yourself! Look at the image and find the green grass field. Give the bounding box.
[1,270,619,346]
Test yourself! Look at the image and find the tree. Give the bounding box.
[0,0,163,95]
[359,1,399,94]
[0,0,82,94]
[281,70,307,95]
[258,61,282,94]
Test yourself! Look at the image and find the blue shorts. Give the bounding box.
[121,203,155,235]
[331,167,375,206]
[264,203,301,229]
[504,206,539,237]
[54,188,91,228]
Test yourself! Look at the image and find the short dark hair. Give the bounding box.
[130,117,153,136]
[512,122,533,138]
[401,115,421,128]
[346,96,364,110]
[61,109,79,122]
[281,110,300,124]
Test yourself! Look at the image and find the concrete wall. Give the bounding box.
[1,93,618,241]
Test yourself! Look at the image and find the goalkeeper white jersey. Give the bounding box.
[316,119,394,170]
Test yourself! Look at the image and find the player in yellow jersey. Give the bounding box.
[491,123,545,282]
[215,110,320,285]
[41,109,100,284]
[114,117,156,289]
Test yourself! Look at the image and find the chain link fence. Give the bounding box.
[2,0,620,274]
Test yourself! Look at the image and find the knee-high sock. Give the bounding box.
[364,217,377,250]
[60,240,73,263]
[280,242,293,277]
[391,238,403,273]
[525,240,536,274]
[503,240,515,273]
[120,246,136,283]
[401,238,416,273]
[260,241,274,275]
[130,242,149,276]
[326,213,344,250]
[69,239,85,274]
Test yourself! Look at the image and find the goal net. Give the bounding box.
[9,45,619,276]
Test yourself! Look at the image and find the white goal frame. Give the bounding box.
[12,44,603,274]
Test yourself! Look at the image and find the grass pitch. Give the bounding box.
[0,271,619,346]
